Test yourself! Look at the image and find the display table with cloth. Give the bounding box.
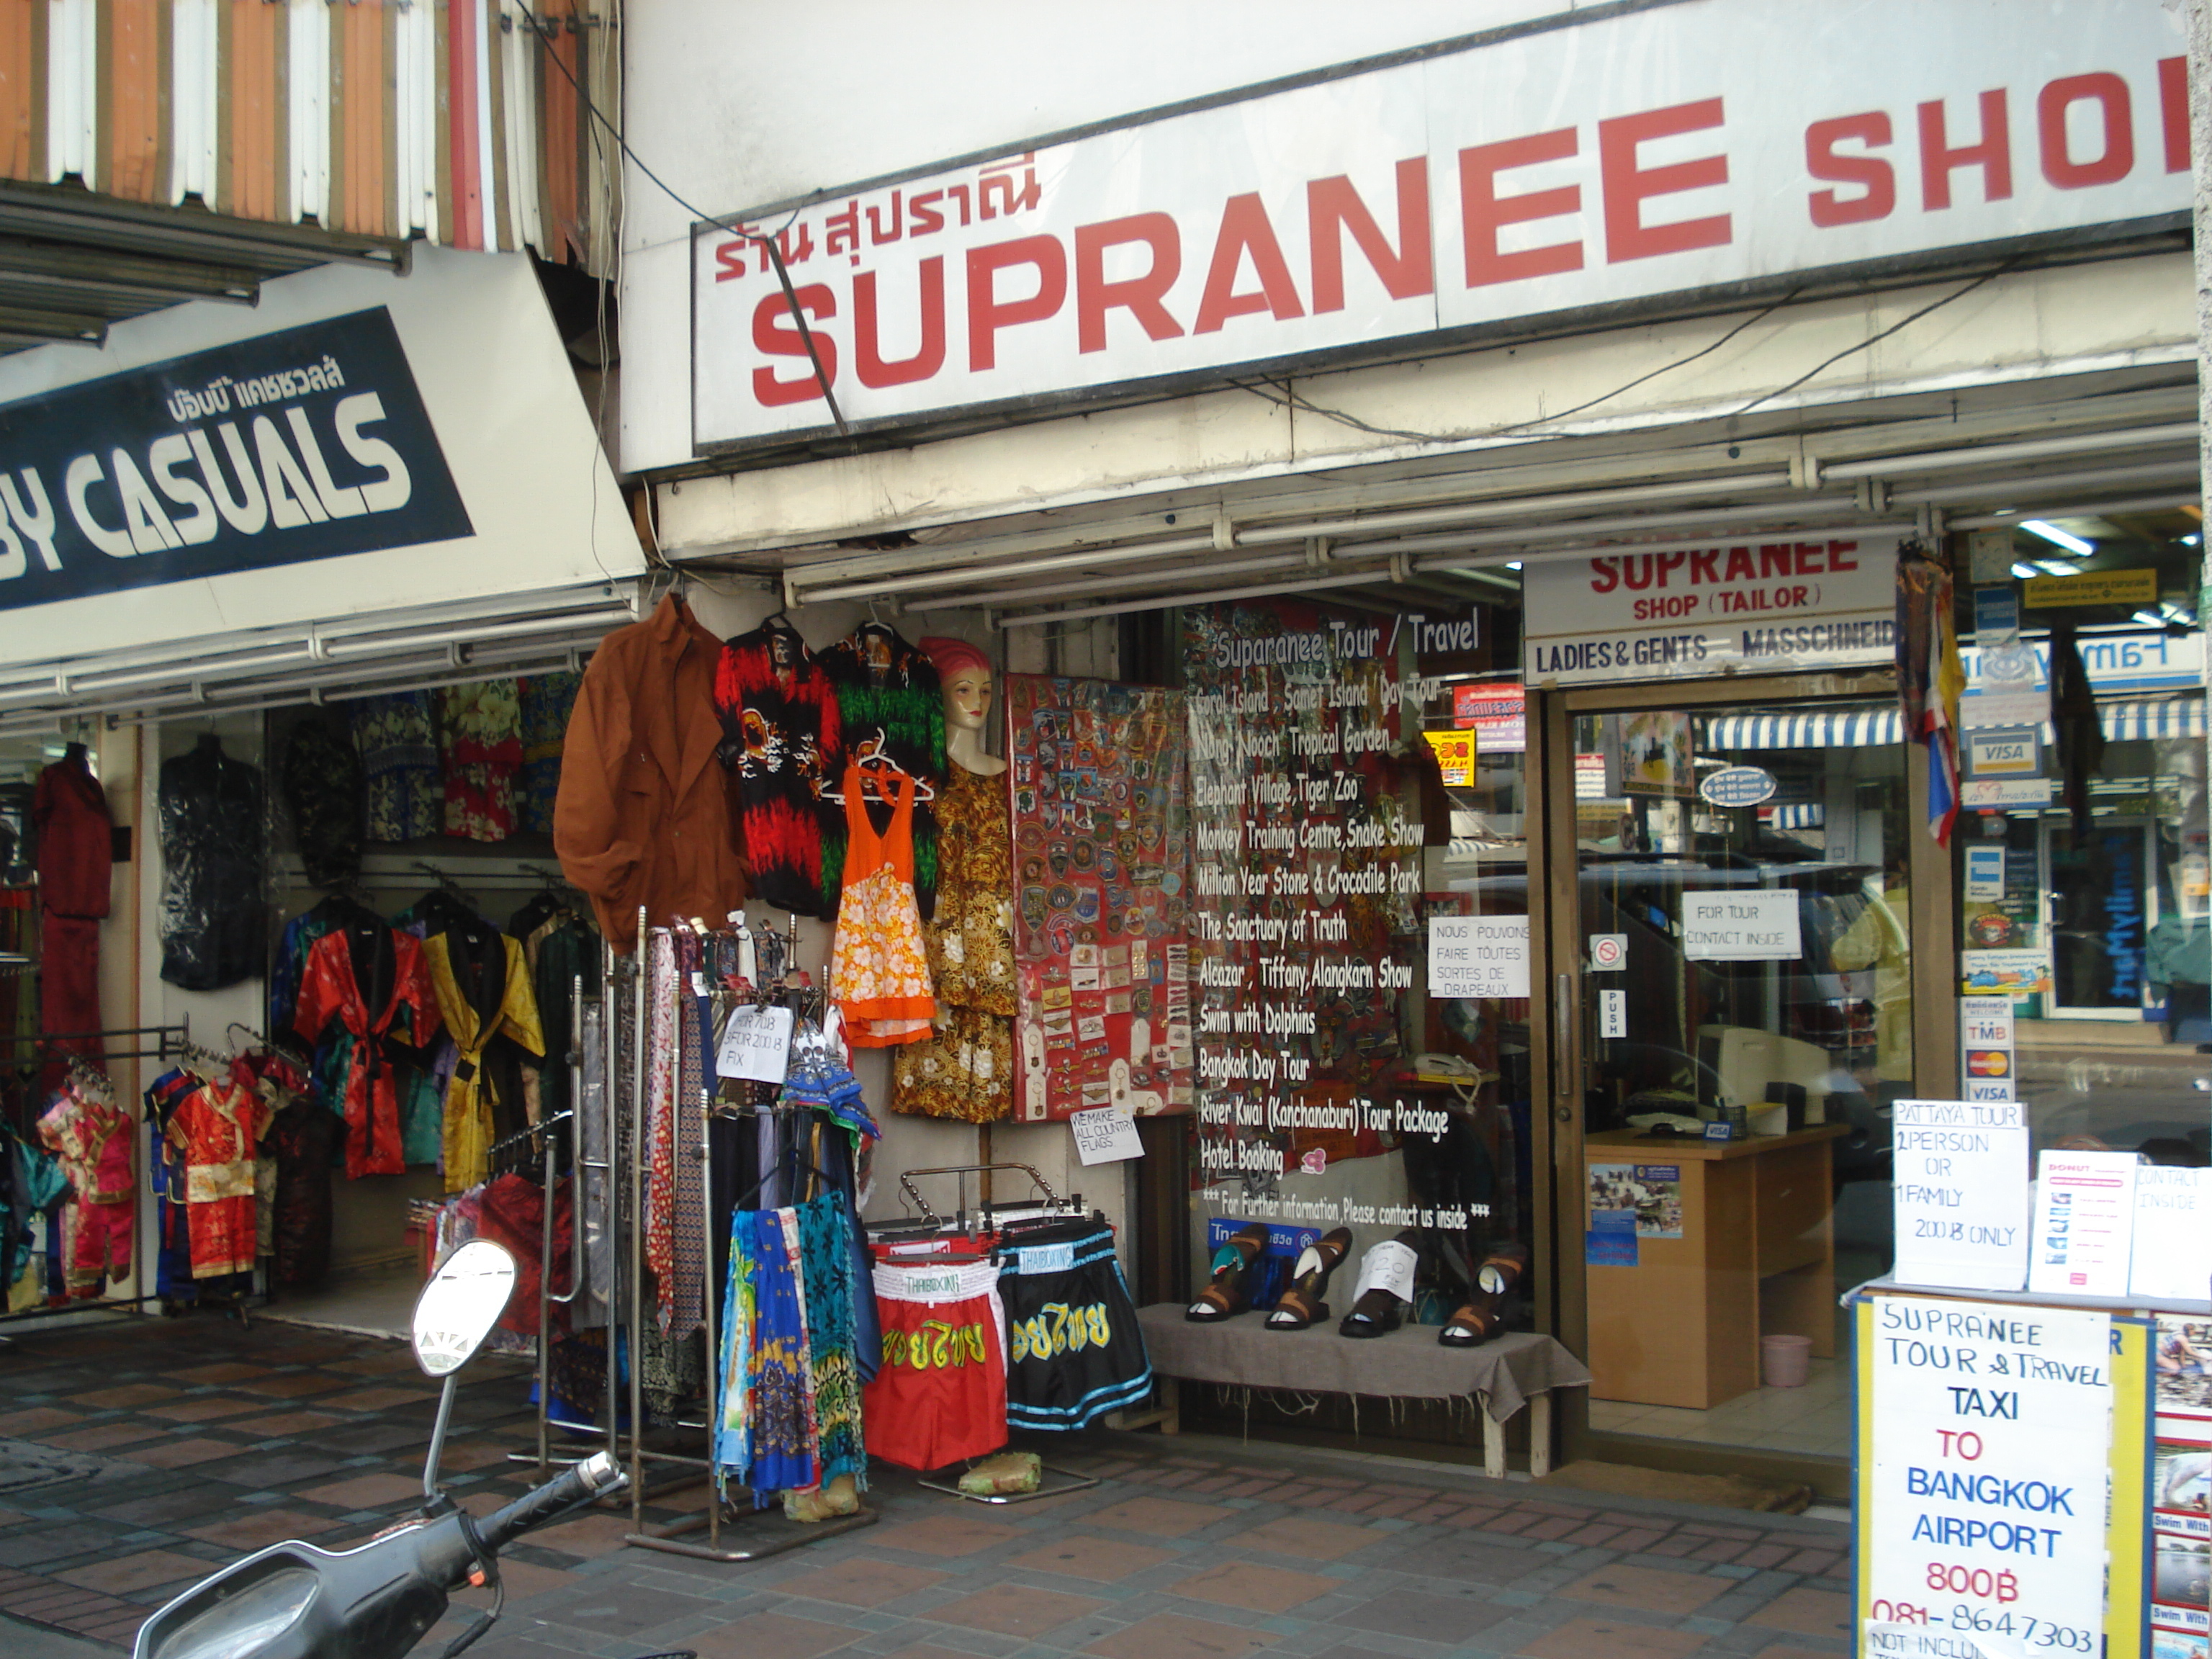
[1132,1303,1591,1476]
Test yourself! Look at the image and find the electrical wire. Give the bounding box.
[1725,263,2013,418]
[512,0,849,435]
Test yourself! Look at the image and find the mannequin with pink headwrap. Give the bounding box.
[891,638,1015,1120]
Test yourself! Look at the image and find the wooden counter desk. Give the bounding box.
[1583,1124,1848,1409]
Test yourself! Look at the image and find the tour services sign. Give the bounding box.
[1521,535,1899,686]
[691,0,2188,454]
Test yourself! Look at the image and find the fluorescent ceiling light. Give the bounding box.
[1506,562,1522,570]
[2020,519,2094,557]
[2010,562,2039,579]
[2183,534,2201,547]
[2033,559,2080,577]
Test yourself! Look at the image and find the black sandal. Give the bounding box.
[1439,1243,1529,1346]
[1338,1233,1420,1339]
[1187,1221,1269,1321]
[1266,1228,1351,1329]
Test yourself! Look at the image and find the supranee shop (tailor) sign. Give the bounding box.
[691,0,2188,454]
[1521,535,1899,686]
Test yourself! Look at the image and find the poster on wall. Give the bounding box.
[1006,674,1193,1122]
[2155,1313,2212,1655]
[1181,598,1427,1211]
[1856,1294,2151,1659]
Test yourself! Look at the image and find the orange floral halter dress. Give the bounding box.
[829,761,936,1046]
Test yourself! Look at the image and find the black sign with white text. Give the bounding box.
[0,307,471,612]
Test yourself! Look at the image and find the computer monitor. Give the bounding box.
[1696,1024,1836,1123]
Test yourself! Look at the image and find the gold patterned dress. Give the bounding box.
[891,764,1015,1120]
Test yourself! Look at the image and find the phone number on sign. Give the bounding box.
[1869,1601,2094,1651]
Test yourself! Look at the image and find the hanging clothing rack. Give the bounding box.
[616,906,876,1562]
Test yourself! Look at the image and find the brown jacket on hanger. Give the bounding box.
[555,593,747,953]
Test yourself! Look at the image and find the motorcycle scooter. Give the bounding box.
[131,1239,694,1659]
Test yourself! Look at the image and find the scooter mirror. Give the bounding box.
[410,1239,518,1379]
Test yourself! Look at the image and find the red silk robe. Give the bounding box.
[293,922,441,1178]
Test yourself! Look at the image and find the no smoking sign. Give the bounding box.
[1588,933,1627,971]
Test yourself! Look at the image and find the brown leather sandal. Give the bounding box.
[1439,1242,1529,1346]
[1266,1228,1352,1329]
[1187,1221,1270,1321]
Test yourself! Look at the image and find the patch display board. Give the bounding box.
[1006,675,1193,1122]
[1856,1291,2151,1659]
[1181,599,1426,1202]
[2154,1313,2212,1653]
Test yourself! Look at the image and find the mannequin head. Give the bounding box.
[922,636,1004,776]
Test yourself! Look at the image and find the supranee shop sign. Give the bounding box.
[1521,535,1899,686]
[692,0,2188,453]
[0,308,468,611]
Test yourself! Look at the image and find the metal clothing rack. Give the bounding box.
[615,907,874,1561]
[871,1163,1103,1506]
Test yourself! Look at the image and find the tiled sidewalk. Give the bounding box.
[0,1318,1853,1659]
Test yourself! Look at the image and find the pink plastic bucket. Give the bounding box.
[1761,1334,1813,1388]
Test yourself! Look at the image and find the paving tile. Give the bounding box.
[0,1524,125,1567]
[1783,1550,1842,1575]
[1007,1537,1174,1582]
[1518,1617,1709,1659]
[8,1408,86,1434]
[685,1619,867,1659]
[183,1509,343,1550]
[39,1423,164,1451]
[1745,1587,1852,1640]
[297,1473,428,1510]
[238,1372,351,1399]
[215,1453,350,1486]
[1233,1517,1380,1562]
[510,1511,638,1558]
[1169,1562,1329,1614]
[1084,1611,1278,1659]
[245,1411,347,1439]
[171,1362,271,1384]
[75,1384,181,1411]
[87,1488,243,1529]
[122,1437,249,1470]
[1087,1497,1236,1538]
[1609,1528,1665,1554]
[1385,1537,1538,1586]
[54,1550,214,1596]
[926,1582,1107,1637]
[319,1385,439,1412]
[858,1514,1021,1558]
[143,1397,266,1424]
[1557,1563,1727,1615]
[1334,1589,1511,1641]
[536,1578,722,1637]
[776,1557,952,1607]
[482,1560,579,1606]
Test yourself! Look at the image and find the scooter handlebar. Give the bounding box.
[475,1452,626,1555]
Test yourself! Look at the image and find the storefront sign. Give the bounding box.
[689,1,2186,453]
[1522,536,1899,686]
[1891,1098,2027,1292]
[1453,682,1524,751]
[1422,728,1476,786]
[1961,949,2051,997]
[1961,629,2204,715]
[1184,598,1435,1210]
[1069,1105,1146,1164]
[0,310,469,612]
[1428,914,1529,999]
[1961,1000,2018,1105]
[1962,778,2056,809]
[1007,674,1194,1122]
[2028,1150,2139,1298]
[1858,1295,2126,1658]
[1682,889,1802,961]
[2129,1166,2212,1305]
[1964,727,2041,779]
[2022,567,2159,609]
[1699,765,1777,807]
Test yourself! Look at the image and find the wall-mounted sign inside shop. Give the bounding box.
[689,0,2186,453]
[1452,683,1524,751]
[0,310,469,612]
[1963,725,2043,778]
[1523,536,1898,686]
[2021,567,2160,609]
[1421,728,1476,786]
[1697,765,1777,808]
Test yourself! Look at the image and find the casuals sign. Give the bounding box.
[688,0,2188,454]
[0,310,469,613]
[1522,536,1899,686]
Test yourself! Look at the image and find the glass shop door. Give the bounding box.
[1540,674,1916,1481]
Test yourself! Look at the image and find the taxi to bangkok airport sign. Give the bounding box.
[690,0,2188,454]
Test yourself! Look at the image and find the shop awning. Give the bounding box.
[1699,699,2204,750]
